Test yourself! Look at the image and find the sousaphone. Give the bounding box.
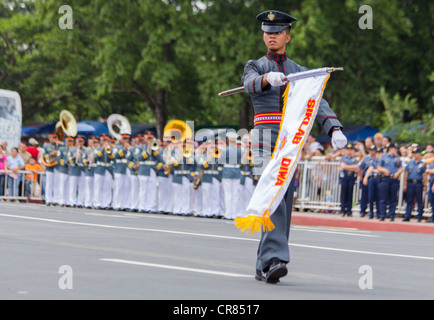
[107,114,131,141]
[56,109,77,141]
[163,120,193,143]
[43,110,77,167]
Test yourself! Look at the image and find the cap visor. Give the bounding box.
[262,23,290,33]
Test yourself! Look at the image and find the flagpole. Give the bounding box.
[217,67,343,97]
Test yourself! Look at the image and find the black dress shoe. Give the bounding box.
[256,260,288,284]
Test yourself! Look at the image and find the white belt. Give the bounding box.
[96,162,111,167]
[174,170,189,174]
[241,171,250,176]
[204,170,219,174]
[139,161,156,165]
[224,164,240,168]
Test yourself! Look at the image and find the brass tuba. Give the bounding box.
[56,110,77,141]
[107,114,131,141]
[163,120,193,144]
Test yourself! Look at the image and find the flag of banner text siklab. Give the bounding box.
[235,68,332,235]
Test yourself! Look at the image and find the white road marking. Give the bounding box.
[100,258,251,278]
[1,213,434,261]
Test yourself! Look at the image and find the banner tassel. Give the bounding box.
[234,210,275,235]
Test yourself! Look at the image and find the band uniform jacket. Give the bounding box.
[172,153,195,184]
[42,142,58,172]
[220,145,242,179]
[135,145,165,177]
[56,146,70,175]
[94,146,114,176]
[113,145,129,175]
[241,52,343,153]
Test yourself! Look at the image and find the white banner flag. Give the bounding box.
[235,67,337,234]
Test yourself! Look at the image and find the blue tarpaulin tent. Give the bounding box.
[316,124,379,144]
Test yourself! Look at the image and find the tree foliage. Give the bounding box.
[0,0,432,141]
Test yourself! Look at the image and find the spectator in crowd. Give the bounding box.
[24,156,44,200]
[373,132,383,150]
[7,147,25,198]
[399,144,409,158]
[355,140,367,159]
[1,141,10,156]
[18,142,32,165]
[382,136,392,148]
[364,136,374,151]
[0,144,8,199]
[27,138,40,159]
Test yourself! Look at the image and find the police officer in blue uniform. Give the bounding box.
[358,145,376,217]
[377,143,403,221]
[363,146,382,219]
[426,154,434,223]
[242,10,346,283]
[339,143,358,217]
[403,148,426,222]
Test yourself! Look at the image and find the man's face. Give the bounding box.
[263,29,291,53]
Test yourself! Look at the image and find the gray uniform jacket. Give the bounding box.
[241,52,343,152]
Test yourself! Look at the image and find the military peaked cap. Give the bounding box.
[256,10,297,33]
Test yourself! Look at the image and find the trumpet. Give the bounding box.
[151,140,159,151]
[105,146,112,154]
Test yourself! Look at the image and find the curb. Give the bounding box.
[292,212,434,235]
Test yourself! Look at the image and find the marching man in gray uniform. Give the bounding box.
[241,10,347,283]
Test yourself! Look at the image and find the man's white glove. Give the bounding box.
[331,129,347,150]
[267,72,288,87]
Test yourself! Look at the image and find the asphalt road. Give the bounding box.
[1,202,434,301]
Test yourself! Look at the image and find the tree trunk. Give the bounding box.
[154,88,168,139]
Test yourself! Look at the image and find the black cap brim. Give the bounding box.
[261,23,292,33]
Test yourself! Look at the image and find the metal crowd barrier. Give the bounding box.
[0,169,46,202]
[294,157,432,217]
[0,159,432,219]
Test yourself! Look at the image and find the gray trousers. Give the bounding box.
[253,146,295,272]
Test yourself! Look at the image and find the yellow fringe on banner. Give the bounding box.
[234,210,275,235]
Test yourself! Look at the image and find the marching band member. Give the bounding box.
[197,141,223,218]
[136,132,164,213]
[172,141,195,215]
[83,137,98,209]
[67,136,86,207]
[93,134,114,209]
[239,143,255,213]
[128,135,142,212]
[43,133,61,206]
[190,139,203,216]
[112,133,130,211]
[220,131,242,219]
[57,136,74,206]
[157,136,174,214]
